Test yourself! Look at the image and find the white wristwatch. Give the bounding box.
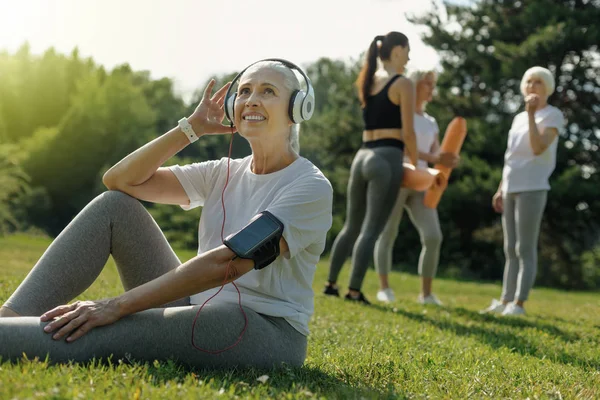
[178,117,199,143]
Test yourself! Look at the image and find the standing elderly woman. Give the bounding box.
[0,59,333,369]
[374,70,458,305]
[482,66,565,316]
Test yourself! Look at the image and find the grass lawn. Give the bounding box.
[1,233,599,399]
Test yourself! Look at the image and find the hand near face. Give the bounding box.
[40,299,122,342]
[525,94,540,115]
[188,80,236,135]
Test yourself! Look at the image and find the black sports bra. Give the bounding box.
[362,74,403,130]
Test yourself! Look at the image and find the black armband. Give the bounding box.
[223,211,285,270]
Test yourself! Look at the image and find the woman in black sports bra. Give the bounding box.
[325,31,418,304]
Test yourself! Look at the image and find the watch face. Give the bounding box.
[226,214,282,256]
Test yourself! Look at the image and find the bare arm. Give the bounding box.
[419,136,441,164]
[419,152,438,164]
[116,246,253,315]
[422,133,460,168]
[116,237,289,316]
[528,114,559,156]
[525,95,559,156]
[396,78,418,166]
[102,80,233,205]
[102,128,192,205]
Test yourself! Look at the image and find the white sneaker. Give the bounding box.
[376,288,395,303]
[502,303,526,316]
[418,294,443,306]
[480,299,506,314]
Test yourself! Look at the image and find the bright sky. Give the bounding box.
[0,0,444,99]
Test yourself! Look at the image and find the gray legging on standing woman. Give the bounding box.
[501,190,547,302]
[0,191,306,369]
[328,139,404,290]
[374,188,442,278]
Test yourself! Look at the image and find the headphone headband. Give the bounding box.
[224,58,315,124]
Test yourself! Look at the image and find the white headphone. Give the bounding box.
[224,58,315,125]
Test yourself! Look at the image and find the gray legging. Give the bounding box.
[327,139,404,290]
[374,188,442,278]
[501,190,548,302]
[0,191,306,369]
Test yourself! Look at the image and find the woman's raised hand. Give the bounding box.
[40,299,122,342]
[188,80,236,136]
[525,94,540,115]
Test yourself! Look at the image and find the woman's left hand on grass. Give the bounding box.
[40,299,122,342]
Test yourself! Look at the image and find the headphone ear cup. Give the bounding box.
[288,90,302,123]
[301,89,315,121]
[291,90,313,123]
[225,94,236,124]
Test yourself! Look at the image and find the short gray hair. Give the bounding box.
[241,61,302,153]
[408,70,437,109]
[408,70,436,84]
[520,66,555,98]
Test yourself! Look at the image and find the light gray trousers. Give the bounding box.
[501,190,548,302]
[374,188,442,278]
[0,191,306,369]
[327,141,405,290]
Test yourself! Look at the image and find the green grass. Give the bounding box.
[1,233,599,399]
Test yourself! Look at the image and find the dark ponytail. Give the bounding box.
[356,36,382,107]
[355,32,409,108]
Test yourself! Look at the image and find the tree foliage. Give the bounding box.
[0,145,29,233]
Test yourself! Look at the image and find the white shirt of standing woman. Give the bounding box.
[403,112,438,169]
[501,105,565,194]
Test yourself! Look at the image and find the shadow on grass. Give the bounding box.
[535,313,598,328]
[0,355,405,400]
[142,360,406,400]
[389,307,599,371]
[447,306,583,343]
[362,301,589,344]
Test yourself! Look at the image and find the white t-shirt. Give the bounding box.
[501,105,565,194]
[168,156,333,336]
[404,112,438,169]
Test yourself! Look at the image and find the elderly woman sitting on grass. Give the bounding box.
[0,59,333,370]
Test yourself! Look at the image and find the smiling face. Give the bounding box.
[234,66,293,143]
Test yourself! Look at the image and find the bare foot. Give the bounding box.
[0,306,21,318]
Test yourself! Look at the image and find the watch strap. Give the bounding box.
[178,117,199,143]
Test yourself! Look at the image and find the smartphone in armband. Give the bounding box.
[223,211,284,270]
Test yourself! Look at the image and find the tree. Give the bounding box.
[0,45,97,145]
[0,145,30,234]
[20,70,157,234]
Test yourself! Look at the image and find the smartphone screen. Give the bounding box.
[225,213,282,255]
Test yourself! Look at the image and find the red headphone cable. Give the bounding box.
[191,127,249,354]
